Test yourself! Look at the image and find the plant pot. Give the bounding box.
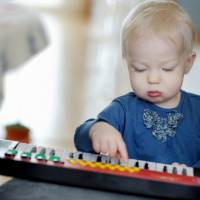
[5,123,30,143]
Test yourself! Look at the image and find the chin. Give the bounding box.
[145,97,164,105]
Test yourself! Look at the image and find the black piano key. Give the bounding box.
[97,156,101,162]
[40,148,46,155]
[31,147,37,153]
[172,167,177,174]
[69,152,74,158]
[144,163,149,169]
[182,168,187,175]
[135,161,139,167]
[49,149,55,156]
[163,166,167,172]
[78,153,83,160]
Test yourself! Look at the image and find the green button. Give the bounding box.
[21,152,32,158]
[35,154,46,159]
[5,149,18,156]
[49,155,60,161]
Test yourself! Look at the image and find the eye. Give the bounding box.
[135,68,146,73]
[163,68,174,72]
[130,65,147,72]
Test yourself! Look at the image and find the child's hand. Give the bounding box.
[89,121,129,163]
[171,162,187,167]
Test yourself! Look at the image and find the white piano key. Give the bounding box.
[61,150,73,158]
[100,154,108,164]
[128,159,137,168]
[138,160,146,169]
[120,158,127,166]
[36,146,46,154]
[155,163,194,177]
[165,164,173,173]
[110,157,119,165]
[175,166,183,175]
[156,163,165,172]
[90,154,99,162]
[147,161,156,171]
[186,167,194,177]
[24,144,37,153]
[73,151,82,160]
[15,143,27,151]
[161,164,193,177]
[173,166,193,176]
[82,153,92,161]
[54,149,64,157]
[45,147,55,156]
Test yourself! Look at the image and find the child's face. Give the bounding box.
[125,32,196,108]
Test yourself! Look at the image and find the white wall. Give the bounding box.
[14,0,89,14]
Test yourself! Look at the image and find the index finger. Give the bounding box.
[116,139,129,163]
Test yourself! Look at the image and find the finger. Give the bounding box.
[100,140,108,154]
[171,162,180,166]
[108,140,117,158]
[116,139,129,163]
[92,139,100,153]
[180,164,187,167]
[116,152,121,160]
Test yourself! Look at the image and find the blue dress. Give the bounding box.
[74,90,200,168]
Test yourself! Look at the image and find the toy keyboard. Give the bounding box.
[0,139,200,200]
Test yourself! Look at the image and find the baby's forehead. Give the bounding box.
[125,31,187,64]
[128,28,183,44]
[126,30,185,55]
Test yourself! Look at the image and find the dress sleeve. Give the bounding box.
[73,99,125,152]
[192,160,200,168]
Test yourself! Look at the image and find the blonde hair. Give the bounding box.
[121,0,197,58]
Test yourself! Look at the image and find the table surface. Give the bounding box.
[0,175,11,186]
[0,178,162,200]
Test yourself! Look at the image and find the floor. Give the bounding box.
[0,1,200,186]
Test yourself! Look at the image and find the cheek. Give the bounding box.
[162,72,184,91]
[129,73,145,90]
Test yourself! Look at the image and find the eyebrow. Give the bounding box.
[131,58,179,66]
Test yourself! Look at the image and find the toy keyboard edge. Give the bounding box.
[0,157,200,200]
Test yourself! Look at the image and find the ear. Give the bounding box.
[185,51,196,74]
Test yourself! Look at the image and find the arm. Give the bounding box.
[74,118,98,153]
[74,99,129,162]
[89,121,128,163]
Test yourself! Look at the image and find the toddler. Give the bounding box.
[74,0,199,168]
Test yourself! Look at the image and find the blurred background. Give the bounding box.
[0,0,199,150]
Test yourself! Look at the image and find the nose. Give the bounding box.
[147,72,161,84]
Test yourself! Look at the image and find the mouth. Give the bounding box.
[147,91,162,97]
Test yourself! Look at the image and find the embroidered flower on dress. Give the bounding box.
[143,109,183,142]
